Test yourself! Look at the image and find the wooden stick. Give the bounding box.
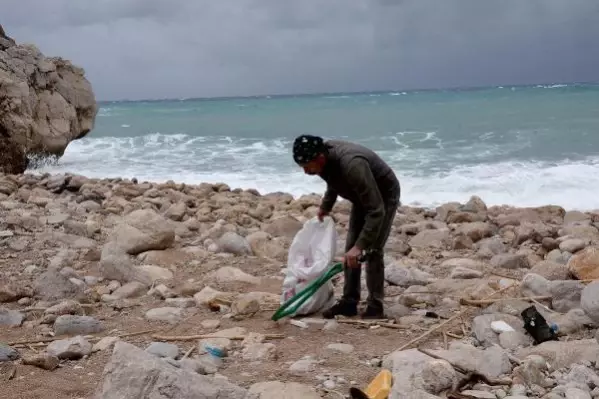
[490,271,519,280]
[6,328,161,346]
[445,332,463,339]
[459,295,551,306]
[336,319,411,330]
[393,283,515,352]
[181,346,195,360]
[151,333,285,342]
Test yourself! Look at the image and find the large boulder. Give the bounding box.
[0,25,97,173]
[94,341,249,399]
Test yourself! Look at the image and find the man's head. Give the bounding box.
[293,134,327,175]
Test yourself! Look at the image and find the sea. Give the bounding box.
[31,83,599,211]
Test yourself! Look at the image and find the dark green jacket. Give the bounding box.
[318,140,400,250]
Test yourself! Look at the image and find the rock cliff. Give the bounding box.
[0,24,97,174]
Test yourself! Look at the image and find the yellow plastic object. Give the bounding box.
[362,369,393,399]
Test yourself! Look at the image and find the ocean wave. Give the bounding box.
[27,133,599,210]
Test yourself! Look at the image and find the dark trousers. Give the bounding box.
[342,200,398,310]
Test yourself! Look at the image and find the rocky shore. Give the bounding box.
[1,171,599,398]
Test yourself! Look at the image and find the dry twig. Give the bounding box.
[393,283,515,352]
[151,333,285,342]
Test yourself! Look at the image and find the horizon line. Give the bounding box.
[96,80,599,104]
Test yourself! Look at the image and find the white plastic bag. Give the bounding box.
[280,216,338,317]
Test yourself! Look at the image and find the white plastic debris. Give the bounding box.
[491,320,515,333]
[289,319,309,328]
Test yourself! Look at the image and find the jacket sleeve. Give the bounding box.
[344,157,385,250]
[320,185,338,213]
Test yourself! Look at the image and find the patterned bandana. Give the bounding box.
[292,134,325,165]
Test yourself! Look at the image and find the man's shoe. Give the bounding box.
[360,305,385,320]
[322,301,358,319]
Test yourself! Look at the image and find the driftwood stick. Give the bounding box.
[336,319,411,330]
[151,333,285,342]
[393,284,515,352]
[6,328,161,346]
[445,332,463,339]
[459,295,551,306]
[181,346,195,360]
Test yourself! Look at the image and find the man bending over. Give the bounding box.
[292,134,401,319]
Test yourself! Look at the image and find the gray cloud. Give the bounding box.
[3,0,599,100]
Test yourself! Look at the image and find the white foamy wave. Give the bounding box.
[535,84,568,89]
[403,158,599,210]
[29,133,599,211]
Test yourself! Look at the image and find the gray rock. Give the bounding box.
[99,242,153,285]
[217,232,252,256]
[45,299,84,316]
[521,273,551,296]
[289,357,318,375]
[326,343,354,354]
[385,264,435,287]
[0,308,24,326]
[460,391,495,399]
[560,364,599,390]
[551,281,584,312]
[581,282,599,323]
[386,303,412,319]
[471,313,527,347]
[109,209,176,255]
[146,342,180,359]
[409,229,451,249]
[413,359,457,395]
[546,248,567,263]
[54,315,104,336]
[499,330,533,350]
[530,260,570,280]
[248,381,321,399]
[145,307,183,324]
[382,348,436,396]
[427,342,512,380]
[491,253,530,269]
[111,281,147,299]
[92,337,120,353]
[564,387,592,399]
[450,266,483,279]
[33,270,84,301]
[516,339,599,369]
[0,344,19,362]
[47,335,92,360]
[94,341,248,399]
[476,237,507,258]
[241,342,276,361]
[512,355,550,387]
[164,297,197,308]
[560,238,588,253]
[550,309,595,336]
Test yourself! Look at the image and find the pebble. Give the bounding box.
[326,343,355,354]
[146,342,180,359]
[54,315,103,335]
[47,336,92,360]
[144,307,183,324]
[0,344,19,362]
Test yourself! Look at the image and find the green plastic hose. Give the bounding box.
[271,262,344,321]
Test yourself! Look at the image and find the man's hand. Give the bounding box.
[344,245,363,268]
[317,208,329,222]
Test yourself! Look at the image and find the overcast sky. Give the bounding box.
[3,0,599,101]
